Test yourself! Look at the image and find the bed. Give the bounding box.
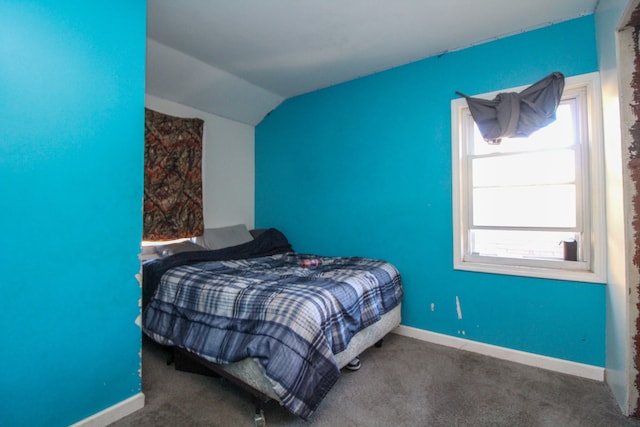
[141,227,403,425]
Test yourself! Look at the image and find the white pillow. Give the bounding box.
[195,224,253,250]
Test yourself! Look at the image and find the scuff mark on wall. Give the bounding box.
[135,313,142,328]
[456,296,463,320]
[136,263,144,379]
[135,264,144,329]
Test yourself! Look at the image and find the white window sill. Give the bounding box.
[454,259,606,284]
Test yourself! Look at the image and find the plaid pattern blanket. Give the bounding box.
[143,253,403,419]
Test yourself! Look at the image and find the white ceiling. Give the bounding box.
[146,0,598,126]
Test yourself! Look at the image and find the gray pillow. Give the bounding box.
[155,241,206,257]
[195,224,253,250]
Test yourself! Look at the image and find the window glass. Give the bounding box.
[470,230,580,260]
[472,185,576,228]
[471,150,576,187]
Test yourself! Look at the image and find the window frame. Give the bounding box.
[451,72,606,283]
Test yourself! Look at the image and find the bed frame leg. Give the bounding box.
[253,398,266,427]
[375,338,384,348]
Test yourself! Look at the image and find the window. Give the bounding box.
[451,72,605,282]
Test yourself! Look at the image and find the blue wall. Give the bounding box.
[256,16,605,366]
[0,2,146,426]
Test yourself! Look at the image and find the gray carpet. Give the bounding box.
[110,334,640,426]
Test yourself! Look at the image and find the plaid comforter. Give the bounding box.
[143,253,403,419]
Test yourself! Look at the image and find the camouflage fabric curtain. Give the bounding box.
[143,108,204,241]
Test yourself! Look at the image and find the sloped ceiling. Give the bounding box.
[146,0,598,126]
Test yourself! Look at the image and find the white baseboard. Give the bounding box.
[70,393,145,427]
[393,325,604,382]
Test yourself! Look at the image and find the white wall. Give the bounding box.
[145,95,255,229]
